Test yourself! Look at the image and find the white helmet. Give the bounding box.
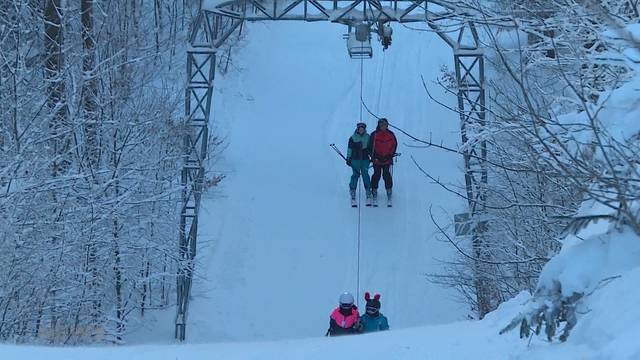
[339,292,354,306]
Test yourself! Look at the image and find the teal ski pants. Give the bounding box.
[349,160,371,191]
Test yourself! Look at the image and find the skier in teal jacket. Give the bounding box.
[346,122,372,206]
[359,292,389,333]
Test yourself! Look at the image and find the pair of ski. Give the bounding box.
[351,198,392,208]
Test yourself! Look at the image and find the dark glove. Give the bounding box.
[346,158,352,166]
[354,320,364,333]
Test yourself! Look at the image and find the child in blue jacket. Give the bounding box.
[359,292,389,333]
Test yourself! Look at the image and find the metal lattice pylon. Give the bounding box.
[177,0,490,339]
[454,47,491,318]
[176,12,213,342]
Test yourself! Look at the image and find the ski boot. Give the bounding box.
[365,190,373,207]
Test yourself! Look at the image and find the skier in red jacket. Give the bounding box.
[369,118,397,207]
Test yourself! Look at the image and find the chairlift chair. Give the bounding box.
[347,33,373,59]
[346,23,373,59]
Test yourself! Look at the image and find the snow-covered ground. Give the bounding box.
[0,320,583,360]
[0,293,631,359]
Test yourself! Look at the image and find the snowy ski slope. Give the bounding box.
[182,21,467,342]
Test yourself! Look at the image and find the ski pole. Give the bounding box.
[392,153,401,176]
[329,143,347,160]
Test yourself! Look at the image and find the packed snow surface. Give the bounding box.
[3,291,638,359]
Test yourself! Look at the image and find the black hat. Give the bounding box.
[364,292,381,310]
[356,122,367,129]
[377,118,389,125]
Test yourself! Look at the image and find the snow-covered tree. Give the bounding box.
[430,0,639,319]
[0,0,224,344]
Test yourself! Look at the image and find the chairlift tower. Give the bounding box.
[177,0,489,340]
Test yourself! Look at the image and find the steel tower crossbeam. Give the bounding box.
[177,0,489,339]
[203,0,487,51]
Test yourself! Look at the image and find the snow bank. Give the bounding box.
[545,225,640,359]
[499,221,640,358]
[572,266,640,358]
[538,223,640,297]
